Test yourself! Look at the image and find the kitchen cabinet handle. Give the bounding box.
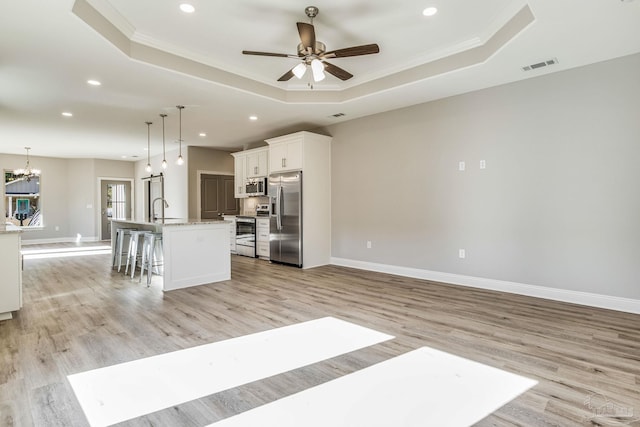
[282,158,286,168]
[254,166,258,175]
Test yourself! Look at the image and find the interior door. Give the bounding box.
[201,174,239,219]
[101,180,132,240]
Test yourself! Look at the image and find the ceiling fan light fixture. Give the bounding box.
[311,59,325,82]
[293,63,307,79]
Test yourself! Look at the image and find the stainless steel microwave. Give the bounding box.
[245,178,267,196]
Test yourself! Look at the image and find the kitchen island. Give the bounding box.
[0,223,22,320]
[110,219,231,291]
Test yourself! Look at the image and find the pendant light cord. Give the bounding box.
[160,113,167,168]
[176,105,185,165]
[145,121,152,172]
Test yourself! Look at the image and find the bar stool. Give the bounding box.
[140,232,163,286]
[125,230,146,278]
[112,227,138,272]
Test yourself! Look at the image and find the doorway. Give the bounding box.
[100,179,133,240]
[200,174,239,219]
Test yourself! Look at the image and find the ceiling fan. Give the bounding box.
[242,6,380,85]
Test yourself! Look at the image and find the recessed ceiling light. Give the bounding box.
[423,6,438,16]
[180,3,195,13]
[249,115,258,121]
[199,132,207,137]
[87,79,101,86]
[62,112,73,117]
[121,155,127,159]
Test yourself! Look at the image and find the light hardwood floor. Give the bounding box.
[1,242,639,426]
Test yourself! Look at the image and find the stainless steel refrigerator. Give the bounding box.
[269,171,302,267]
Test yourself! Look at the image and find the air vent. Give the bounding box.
[330,113,346,118]
[522,58,559,72]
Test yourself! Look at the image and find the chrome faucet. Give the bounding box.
[151,197,169,221]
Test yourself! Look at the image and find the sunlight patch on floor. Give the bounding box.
[211,346,538,427]
[22,245,111,259]
[67,317,394,427]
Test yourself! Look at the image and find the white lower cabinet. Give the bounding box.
[0,230,22,320]
[223,216,237,253]
[256,218,269,259]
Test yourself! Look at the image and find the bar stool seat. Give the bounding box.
[140,232,163,286]
[125,230,147,278]
[112,227,138,272]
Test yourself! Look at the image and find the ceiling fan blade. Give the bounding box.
[277,68,295,82]
[297,22,316,52]
[242,50,290,58]
[323,44,380,58]
[323,61,353,81]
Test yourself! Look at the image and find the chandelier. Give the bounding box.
[13,147,40,182]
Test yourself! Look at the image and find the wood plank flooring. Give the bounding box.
[1,242,639,426]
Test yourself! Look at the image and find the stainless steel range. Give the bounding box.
[235,216,256,258]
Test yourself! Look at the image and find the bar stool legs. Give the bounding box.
[112,228,137,272]
[125,230,145,278]
[140,232,163,287]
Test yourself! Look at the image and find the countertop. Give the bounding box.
[110,218,229,227]
[0,223,22,234]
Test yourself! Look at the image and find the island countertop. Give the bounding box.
[109,218,229,227]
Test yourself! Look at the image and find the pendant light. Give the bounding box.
[145,121,153,173]
[13,147,41,182]
[176,105,185,165]
[160,113,168,169]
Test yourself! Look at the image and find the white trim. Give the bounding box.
[21,236,99,245]
[330,257,640,315]
[195,170,234,221]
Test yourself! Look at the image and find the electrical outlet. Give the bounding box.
[479,160,486,169]
[458,249,466,259]
[458,161,466,171]
[366,241,372,249]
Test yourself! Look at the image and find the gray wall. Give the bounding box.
[187,146,234,219]
[328,53,640,300]
[1,155,134,241]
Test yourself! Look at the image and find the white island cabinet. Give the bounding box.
[0,225,22,320]
[110,219,230,291]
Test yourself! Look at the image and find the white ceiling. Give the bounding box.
[1,0,639,161]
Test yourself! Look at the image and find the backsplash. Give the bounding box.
[240,196,269,216]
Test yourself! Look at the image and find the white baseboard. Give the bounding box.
[21,236,100,245]
[330,257,640,315]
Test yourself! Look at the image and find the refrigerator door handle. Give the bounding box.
[276,185,283,231]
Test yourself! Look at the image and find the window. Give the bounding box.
[4,171,42,228]
[107,184,127,220]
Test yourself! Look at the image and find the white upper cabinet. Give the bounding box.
[246,147,269,178]
[267,135,303,173]
[232,152,247,198]
[231,146,269,198]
